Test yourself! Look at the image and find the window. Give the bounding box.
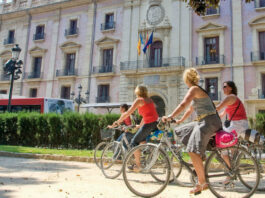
[204,37,219,64]
[70,19,77,34]
[258,109,265,113]
[103,13,115,30]
[97,85,109,103]
[61,86,71,99]
[261,73,265,99]
[259,32,265,60]
[205,7,218,15]
[0,90,7,94]
[102,49,113,68]
[29,88,37,98]
[34,25,45,40]
[150,41,163,67]
[5,30,15,44]
[32,57,42,78]
[205,77,218,100]
[65,53,76,75]
[260,0,265,7]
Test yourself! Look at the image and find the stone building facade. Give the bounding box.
[0,0,264,118]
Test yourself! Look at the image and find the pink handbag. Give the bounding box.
[215,130,238,148]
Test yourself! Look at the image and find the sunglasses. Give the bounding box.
[223,85,228,88]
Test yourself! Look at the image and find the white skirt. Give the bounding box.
[223,119,249,137]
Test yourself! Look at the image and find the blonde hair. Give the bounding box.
[135,85,148,98]
[183,68,200,85]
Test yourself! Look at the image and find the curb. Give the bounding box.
[0,151,95,163]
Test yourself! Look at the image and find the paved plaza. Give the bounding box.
[0,156,264,198]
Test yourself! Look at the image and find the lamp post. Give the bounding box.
[70,84,89,112]
[4,44,23,112]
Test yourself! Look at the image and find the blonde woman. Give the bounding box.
[111,85,158,171]
[162,68,222,195]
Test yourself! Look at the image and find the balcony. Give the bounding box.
[101,22,116,31]
[24,72,43,79]
[258,89,265,99]
[92,65,115,76]
[0,74,10,81]
[4,38,15,45]
[206,7,220,15]
[120,57,185,73]
[65,28,79,37]
[33,33,45,41]
[251,51,265,65]
[96,96,110,103]
[56,68,78,77]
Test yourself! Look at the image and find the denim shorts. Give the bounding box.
[130,121,158,147]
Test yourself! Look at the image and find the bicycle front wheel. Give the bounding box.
[122,144,171,197]
[100,141,124,179]
[205,146,260,198]
[94,141,107,168]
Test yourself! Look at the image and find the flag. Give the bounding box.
[143,32,153,54]
[140,33,144,45]
[137,36,141,55]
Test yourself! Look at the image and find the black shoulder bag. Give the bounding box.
[224,101,241,128]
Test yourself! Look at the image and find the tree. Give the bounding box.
[182,0,254,15]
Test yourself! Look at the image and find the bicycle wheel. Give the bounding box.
[100,141,124,179]
[122,144,171,197]
[245,145,265,191]
[205,146,260,198]
[94,141,107,168]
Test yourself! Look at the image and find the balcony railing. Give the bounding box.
[205,7,220,15]
[196,55,225,66]
[56,68,78,77]
[65,28,79,36]
[92,65,115,74]
[120,57,185,71]
[258,89,265,99]
[251,51,265,62]
[4,38,15,45]
[24,72,43,79]
[0,74,10,81]
[255,0,265,8]
[101,22,116,31]
[33,33,45,40]
[96,96,110,103]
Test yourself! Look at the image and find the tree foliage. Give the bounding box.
[182,0,254,15]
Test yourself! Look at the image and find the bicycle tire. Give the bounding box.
[205,146,260,198]
[100,141,124,179]
[94,141,107,168]
[122,144,171,197]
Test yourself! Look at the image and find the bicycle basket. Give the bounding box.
[100,128,115,140]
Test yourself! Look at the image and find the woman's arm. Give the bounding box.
[176,105,194,123]
[114,99,142,125]
[219,110,226,118]
[216,95,237,111]
[166,86,196,120]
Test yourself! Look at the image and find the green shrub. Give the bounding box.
[35,114,50,146]
[248,113,265,136]
[3,113,19,145]
[47,114,63,148]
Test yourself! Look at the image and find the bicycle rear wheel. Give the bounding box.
[205,146,260,198]
[100,141,124,179]
[122,144,171,197]
[94,141,107,168]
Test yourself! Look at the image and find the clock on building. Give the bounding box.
[146,4,165,26]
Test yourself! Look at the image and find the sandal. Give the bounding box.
[128,164,141,173]
[189,183,208,195]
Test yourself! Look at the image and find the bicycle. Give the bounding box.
[100,125,135,179]
[122,120,260,198]
[94,128,116,168]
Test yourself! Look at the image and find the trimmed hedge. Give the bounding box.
[0,112,120,149]
[249,113,265,136]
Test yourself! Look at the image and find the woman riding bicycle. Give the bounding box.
[162,68,222,195]
[111,85,158,172]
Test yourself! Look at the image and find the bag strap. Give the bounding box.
[229,100,241,121]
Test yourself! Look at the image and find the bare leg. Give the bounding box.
[134,141,146,168]
[188,152,205,184]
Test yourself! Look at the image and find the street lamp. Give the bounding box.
[70,84,88,112]
[4,44,23,112]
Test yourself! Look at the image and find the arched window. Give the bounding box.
[150,95,165,117]
[150,41,162,67]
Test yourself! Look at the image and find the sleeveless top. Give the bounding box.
[138,98,158,124]
[225,98,247,121]
[192,97,216,116]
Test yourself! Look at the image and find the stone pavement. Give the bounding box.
[0,156,264,198]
